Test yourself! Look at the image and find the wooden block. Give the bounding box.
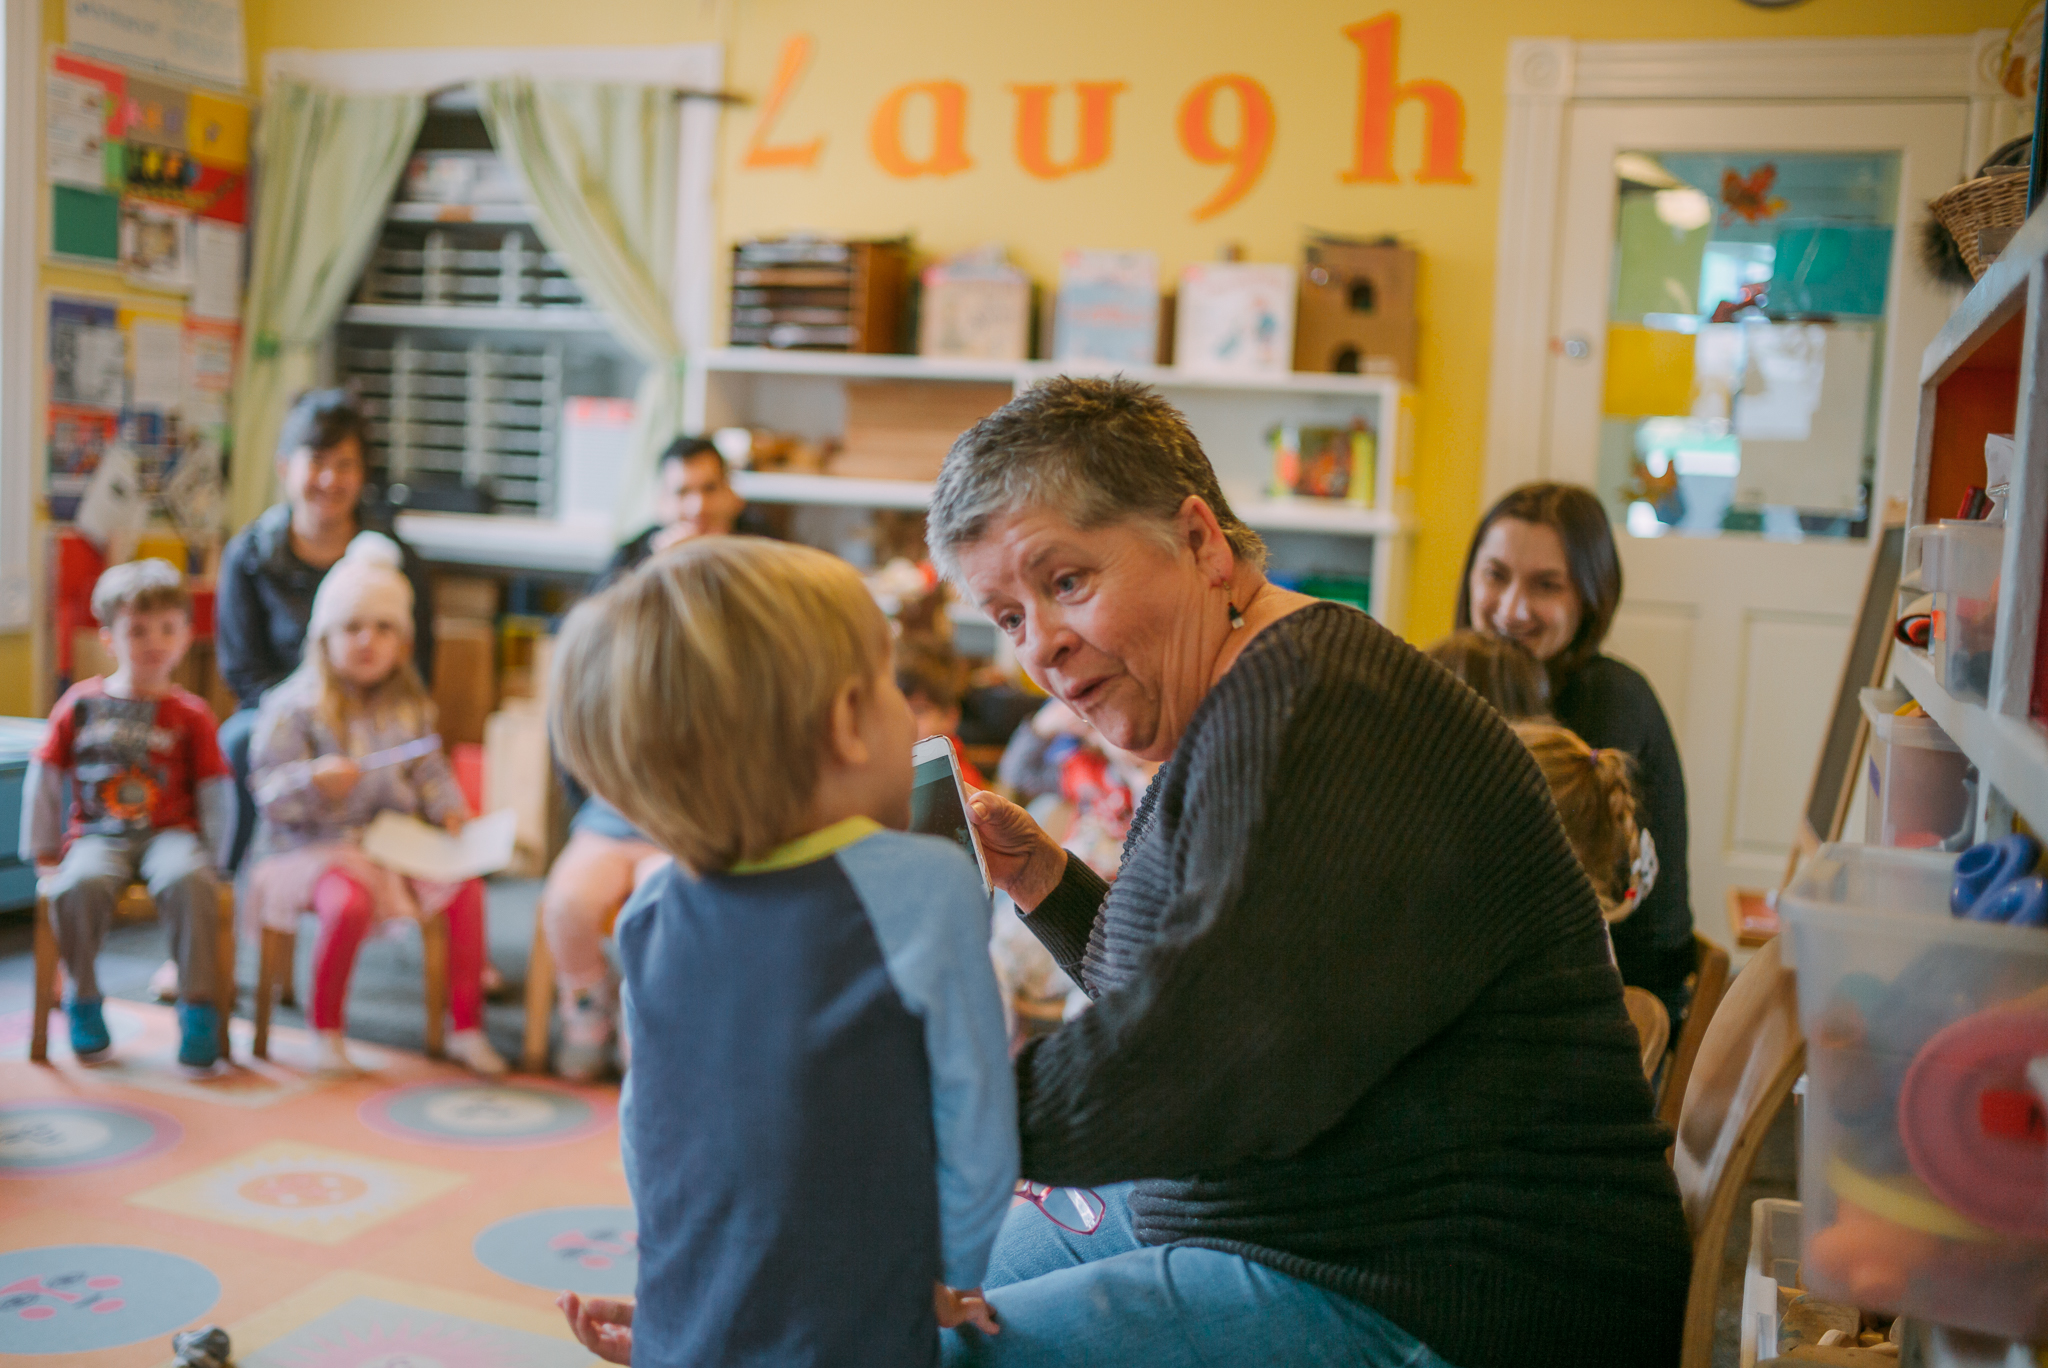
[432,574,500,621]
[432,618,496,747]
[485,700,550,877]
[833,379,1012,481]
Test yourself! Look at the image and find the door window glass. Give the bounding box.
[1597,151,1900,540]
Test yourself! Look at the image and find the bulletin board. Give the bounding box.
[42,47,247,536]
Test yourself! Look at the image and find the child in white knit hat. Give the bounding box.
[245,532,505,1076]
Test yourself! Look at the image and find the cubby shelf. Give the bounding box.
[695,346,1405,398]
[1892,648,2048,840]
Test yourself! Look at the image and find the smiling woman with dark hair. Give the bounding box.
[929,377,1688,1368]
[1455,481,1696,1025]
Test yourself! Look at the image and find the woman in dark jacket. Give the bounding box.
[1456,481,1696,1024]
[215,391,435,868]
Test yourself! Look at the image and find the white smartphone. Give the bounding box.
[910,735,992,893]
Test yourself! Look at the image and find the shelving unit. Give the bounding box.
[685,348,1415,632]
[1890,206,2048,840]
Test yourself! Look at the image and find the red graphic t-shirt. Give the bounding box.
[35,678,230,847]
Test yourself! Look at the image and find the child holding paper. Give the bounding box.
[245,532,506,1077]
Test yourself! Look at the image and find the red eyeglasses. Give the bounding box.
[1016,1181,1106,1234]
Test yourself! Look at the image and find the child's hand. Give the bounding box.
[443,814,465,834]
[558,1292,634,1363]
[967,789,1067,911]
[934,1282,999,1334]
[310,756,361,800]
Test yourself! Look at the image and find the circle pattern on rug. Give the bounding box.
[0,1244,218,1353]
[358,1082,610,1149]
[474,1205,639,1294]
[0,1101,181,1177]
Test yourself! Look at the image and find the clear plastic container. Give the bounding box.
[1781,843,2048,1340]
[1926,520,2004,703]
[1858,688,1971,849]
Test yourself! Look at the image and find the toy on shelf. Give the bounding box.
[1267,419,1376,507]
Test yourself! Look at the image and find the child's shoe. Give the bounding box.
[554,990,614,1082]
[312,1030,360,1078]
[447,1028,508,1076]
[175,1001,220,1072]
[67,998,112,1061]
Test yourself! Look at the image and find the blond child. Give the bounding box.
[1425,629,1551,721]
[21,560,232,1070]
[244,533,504,1077]
[1512,721,1657,927]
[549,537,1015,1368]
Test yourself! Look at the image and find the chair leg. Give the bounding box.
[254,928,291,1060]
[522,917,556,1074]
[30,896,57,1064]
[214,887,236,1061]
[422,915,448,1059]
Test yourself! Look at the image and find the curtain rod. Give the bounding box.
[425,80,747,105]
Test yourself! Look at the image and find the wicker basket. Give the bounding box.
[1931,169,2030,280]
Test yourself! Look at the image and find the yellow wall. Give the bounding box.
[249,0,2011,640]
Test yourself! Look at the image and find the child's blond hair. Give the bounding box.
[549,537,890,874]
[91,558,190,625]
[1513,721,1641,921]
[1425,629,1549,721]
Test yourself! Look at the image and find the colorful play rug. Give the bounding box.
[0,1000,625,1365]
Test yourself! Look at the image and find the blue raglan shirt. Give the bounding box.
[616,822,1017,1368]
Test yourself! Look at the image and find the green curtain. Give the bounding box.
[478,78,682,532]
[230,80,426,528]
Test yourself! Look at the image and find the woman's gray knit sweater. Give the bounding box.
[1015,602,1689,1368]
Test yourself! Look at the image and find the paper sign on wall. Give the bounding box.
[119,199,193,291]
[47,75,110,189]
[189,220,242,319]
[66,0,246,91]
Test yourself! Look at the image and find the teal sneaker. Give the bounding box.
[67,998,111,1061]
[176,1002,220,1071]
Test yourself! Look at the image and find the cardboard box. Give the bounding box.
[1294,238,1418,381]
[432,617,496,747]
[832,380,1013,481]
[432,575,500,621]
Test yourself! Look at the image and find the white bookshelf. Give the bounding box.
[1891,206,2048,843]
[685,348,1415,633]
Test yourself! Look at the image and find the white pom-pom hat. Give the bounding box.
[307,531,413,642]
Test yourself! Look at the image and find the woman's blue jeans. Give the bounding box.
[941,1183,1459,1367]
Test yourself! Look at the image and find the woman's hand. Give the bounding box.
[968,789,1068,911]
[310,756,360,800]
[558,1292,633,1363]
[934,1282,1000,1334]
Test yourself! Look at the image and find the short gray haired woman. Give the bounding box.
[935,377,1688,1368]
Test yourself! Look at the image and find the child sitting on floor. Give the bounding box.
[22,559,233,1070]
[549,537,1016,1368]
[244,533,505,1078]
[1512,720,1657,929]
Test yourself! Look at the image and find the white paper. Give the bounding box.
[46,74,108,190]
[189,221,243,321]
[66,0,246,89]
[361,809,519,883]
[181,326,234,424]
[120,200,195,292]
[74,445,148,547]
[129,321,184,411]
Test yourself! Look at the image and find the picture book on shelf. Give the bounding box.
[1174,262,1296,378]
[1054,249,1159,366]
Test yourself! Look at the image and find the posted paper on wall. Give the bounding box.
[128,320,183,411]
[190,220,243,320]
[47,74,110,190]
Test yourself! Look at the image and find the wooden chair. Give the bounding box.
[252,914,448,1060]
[1672,934,1803,1368]
[1659,931,1732,1130]
[1622,986,1671,1079]
[520,900,624,1073]
[31,883,236,1063]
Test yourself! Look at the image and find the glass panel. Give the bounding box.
[1598,151,1900,541]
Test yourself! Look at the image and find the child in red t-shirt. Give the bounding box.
[21,560,233,1070]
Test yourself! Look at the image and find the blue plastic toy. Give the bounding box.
[1950,834,2042,920]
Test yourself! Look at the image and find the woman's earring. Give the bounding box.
[1227,602,1245,630]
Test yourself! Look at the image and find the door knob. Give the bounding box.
[1559,335,1592,361]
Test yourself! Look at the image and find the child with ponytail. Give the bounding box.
[245,533,506,1077]
[1512,721,1658,929]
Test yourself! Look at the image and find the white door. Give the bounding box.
[1544,102,1968,949]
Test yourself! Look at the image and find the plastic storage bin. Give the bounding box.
[1781,843,2048,1340]
[1858,688,1971,849]
[1926,520,2004,703]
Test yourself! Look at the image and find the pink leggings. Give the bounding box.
[310,871,485,1033]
